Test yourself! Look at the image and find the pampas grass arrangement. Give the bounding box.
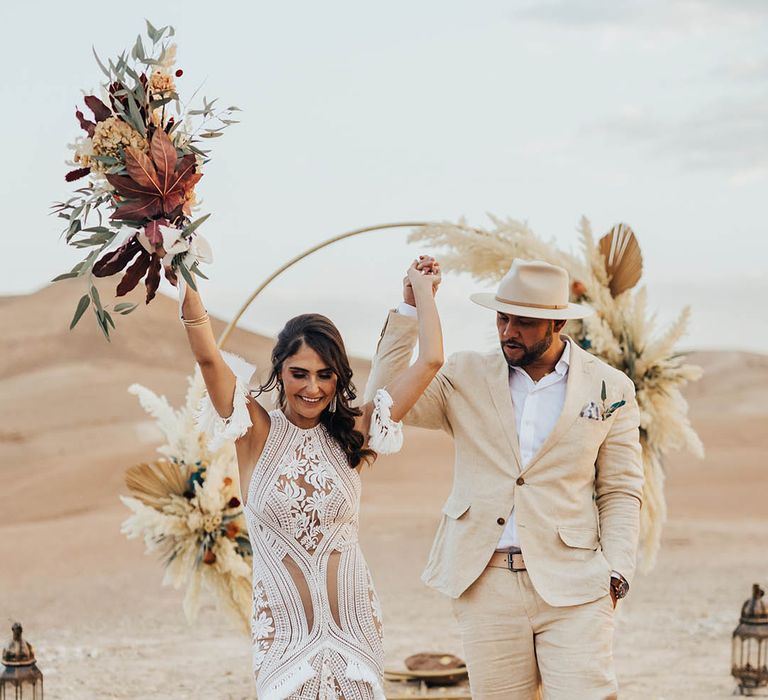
[121,372,252,631]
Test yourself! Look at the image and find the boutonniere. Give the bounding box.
[580,380,626,421]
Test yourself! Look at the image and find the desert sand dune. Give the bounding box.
[1,282,766,698]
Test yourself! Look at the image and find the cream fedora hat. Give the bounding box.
[470,259,593,320]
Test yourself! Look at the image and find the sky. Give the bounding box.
[1,0,766,358]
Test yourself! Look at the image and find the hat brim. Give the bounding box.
[469,293,594,320]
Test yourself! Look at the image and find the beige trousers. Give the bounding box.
[451,566,617,700]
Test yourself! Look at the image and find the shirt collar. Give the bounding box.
[554,338,571,376]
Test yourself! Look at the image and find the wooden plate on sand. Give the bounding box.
[385,652,468,686]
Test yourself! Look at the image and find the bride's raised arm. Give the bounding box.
[181,282,271,484]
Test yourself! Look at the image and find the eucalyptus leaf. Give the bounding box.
[149,97,174,110]
[53,272,79,282]
[145,19,159,43]
[104,310,116,329]
[190,263,209,280]
[91,155,120,165]
[126,92,146,137]
[90,285,103,311]
[601,380,607,401]
[70,295,91,329]
[94,308,111,341]
[200,132,223,138]
[72,239,101,248]
[183,213,211,236]
[83,249,100,270]
[177,262,198,292]
[114,302,138,314]
[66,219,82,242]
[92,46,111,80]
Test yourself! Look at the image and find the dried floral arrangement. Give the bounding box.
[121,368,252,630]
[409,216,703,568]
[52,20,239,339]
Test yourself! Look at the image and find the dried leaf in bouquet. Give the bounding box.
[599,223,643,297]
[126,459,191,508]
[106,130,201,222]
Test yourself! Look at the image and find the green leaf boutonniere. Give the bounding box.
[581,381,626,421]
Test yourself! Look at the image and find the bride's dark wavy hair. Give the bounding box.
[256,314,375,469]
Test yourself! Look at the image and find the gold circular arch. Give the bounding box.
[217,221,430,348]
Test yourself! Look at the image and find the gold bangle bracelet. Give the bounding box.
[182,312,210,327]
[183,318,210,328]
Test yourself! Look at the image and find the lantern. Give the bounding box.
[0,623,43,700]
[732,584,768,695]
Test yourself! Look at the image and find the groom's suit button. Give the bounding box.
[516,476,525,485]
[497,517,506,525]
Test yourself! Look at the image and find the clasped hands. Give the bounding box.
[403,255,441,307]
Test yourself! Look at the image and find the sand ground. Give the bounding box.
[1,283,767,699]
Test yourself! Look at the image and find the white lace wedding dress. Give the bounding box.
[198,354,403,700]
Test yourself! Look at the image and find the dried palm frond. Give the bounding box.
[125,459,190,508]
[599,223,643,297]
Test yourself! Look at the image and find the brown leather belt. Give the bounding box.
[487,550,526,571]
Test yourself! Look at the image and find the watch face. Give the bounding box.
[612,579,629,598]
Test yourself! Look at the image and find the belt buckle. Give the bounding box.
[506,551,524,572]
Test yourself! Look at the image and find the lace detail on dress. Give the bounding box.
[195,351,257,452]
[245,411,386,700]
[368,388,404,454]
[274,432,339,551]
[251,581,274,671]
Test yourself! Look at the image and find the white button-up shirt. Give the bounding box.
[496,342,570,550]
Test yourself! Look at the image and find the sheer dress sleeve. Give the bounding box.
[368,388,404,454]
[195,351,257,452]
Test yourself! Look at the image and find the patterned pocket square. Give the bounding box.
[581,381,626,421]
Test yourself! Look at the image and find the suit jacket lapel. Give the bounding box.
[522,338,595,472]
[484,352,523,472]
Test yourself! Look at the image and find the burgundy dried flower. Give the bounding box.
[203,549,217,565]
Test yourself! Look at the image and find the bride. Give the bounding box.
[180,257,442,700]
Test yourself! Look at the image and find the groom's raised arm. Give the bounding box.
[365,307,454,432]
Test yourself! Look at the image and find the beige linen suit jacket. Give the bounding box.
[364,311,644,608]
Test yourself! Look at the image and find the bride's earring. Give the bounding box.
[329,394,338,413]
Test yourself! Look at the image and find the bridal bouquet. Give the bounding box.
[53,21,239,338]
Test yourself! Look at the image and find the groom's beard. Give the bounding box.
[501,325,554,368]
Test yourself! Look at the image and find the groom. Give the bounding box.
[365,258,643,699]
